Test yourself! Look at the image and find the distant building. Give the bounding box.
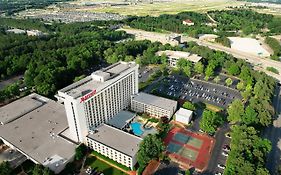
[86,124,142,169]
[182,19,194,26]
[131,92,177,119]
[6,29,26,34]
[198,34,219,42]
[175,108,193,125]
[26,30,43,36]
[156,50,202,67]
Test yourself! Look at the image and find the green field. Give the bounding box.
[85,156,127,175]
[82,0,245,16]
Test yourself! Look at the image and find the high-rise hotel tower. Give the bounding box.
[57,62,139,142]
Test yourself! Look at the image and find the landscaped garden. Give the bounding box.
[85,156,127,175]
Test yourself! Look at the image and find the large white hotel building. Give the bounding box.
[56,61,139,143]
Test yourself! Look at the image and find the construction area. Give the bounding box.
[164,127,215,172]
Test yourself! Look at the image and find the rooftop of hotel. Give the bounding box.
[107,110,136,130]
[87,124,142,157]
[156,50,202,63]
[0,93,76,173]
[132,92,178,112]
[58,61,137,99]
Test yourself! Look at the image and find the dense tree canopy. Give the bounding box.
[137,134,165,168]
[200,110,224,134]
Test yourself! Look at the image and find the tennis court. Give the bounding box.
[164,127,215,172]
[173,133,203,149]
[167,142,199,162]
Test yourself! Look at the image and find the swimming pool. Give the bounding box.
[130,122,144,136]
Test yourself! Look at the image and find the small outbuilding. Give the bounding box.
[175,108,193,125]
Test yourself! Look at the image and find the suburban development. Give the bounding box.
[0,0,281,175]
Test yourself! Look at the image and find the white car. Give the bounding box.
[218,164,226,169]
[222,151,229,157]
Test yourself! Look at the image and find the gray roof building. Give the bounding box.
[0,94,76,174]
[107,110,136,130]
[87,124,142,157]
[131,92,178,113]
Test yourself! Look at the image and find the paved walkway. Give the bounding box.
[90,154,136,175]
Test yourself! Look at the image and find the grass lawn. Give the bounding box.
[85,156,127,175]
[86,0,244,16]
[205,103,223,112]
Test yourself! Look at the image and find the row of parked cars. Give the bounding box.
[215,133,232,174]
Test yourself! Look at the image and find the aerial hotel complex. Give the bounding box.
[56,61,139,143]
[131,92,177,119]
[0,61,179,173]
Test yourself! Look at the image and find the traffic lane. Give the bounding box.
[139,66,159,83]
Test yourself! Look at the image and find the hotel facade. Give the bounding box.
[57,62,139,143]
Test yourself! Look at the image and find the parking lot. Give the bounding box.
[139,66,159,83]
[153,75,241,109]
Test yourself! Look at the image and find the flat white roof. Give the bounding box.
[156,50,202,63]
[175,108,193,117]
[58,61,137,99]
[0,94,76,173]
[228,37,271,57]
[132,92,177,112]
[87,124,142,157]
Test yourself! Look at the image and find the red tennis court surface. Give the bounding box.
[164,127,215,172]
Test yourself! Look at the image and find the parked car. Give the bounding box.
[222,151,229,157]
[223,144,231,152]
[218,164,226,169]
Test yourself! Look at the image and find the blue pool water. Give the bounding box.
[131,122,144,136]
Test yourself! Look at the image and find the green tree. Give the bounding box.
[227,64,240,75]
[236,81,245,91]
[214,76,221,84]
[75,144,87,160]
[205,65,215,78]
[182,101,196,111]
[194,62,204,74]
[199,110,224,134]
[0,162,12,175]
[137,134,165,167]
[183,65,192,77]
[225,78,233,86]
[227,99,244,123]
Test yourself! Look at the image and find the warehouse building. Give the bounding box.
[131,92,177,119]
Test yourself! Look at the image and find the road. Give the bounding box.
[203,123,230,175]
[263,85,281,175]
[182,36,281,81]
[121,28,281,82]
[0,75,23,90]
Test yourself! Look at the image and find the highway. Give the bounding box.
[121,27,281,81]
[181,36,281,81]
